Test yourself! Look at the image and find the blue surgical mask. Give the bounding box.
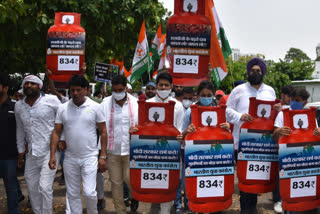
[200,97,213,106]
[290,101,304,110]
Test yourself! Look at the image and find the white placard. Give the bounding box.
[62,15,74,24]
[201,111,217,126]
[290,176,316,198]
[148,107,165,122]
[173,55,199,74]
[183,0,198,12]
[257,104,271,118]
[197,176,224,198]
[58,55,79,71]
[246,161,271,180]
[141,169,169,189]
[293,114,308,129]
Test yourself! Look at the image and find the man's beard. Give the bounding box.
[24,88,40,98]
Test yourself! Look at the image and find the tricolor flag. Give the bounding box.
[125,67,132,82]
[157,34,167,72]
[206,0,232,88]
[150,24,162,61]
[153,34,168,79]
[110,58,128,75]
[130,20,153,84]
[152,70,158,80]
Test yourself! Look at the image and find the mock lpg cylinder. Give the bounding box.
[166,0,211,86]
[130,100,181,203]
[184,105,234,213]
[237,98,280,193]
[47,12,85,82]
[279,107,320,212]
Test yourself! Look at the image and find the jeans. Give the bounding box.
[272,177,281,203]
[123,182,129,199]
[174,149,189,211]
[240,191,258,214]
[0,159,19,214]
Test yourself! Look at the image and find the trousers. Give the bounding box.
[25,152,59,214]
[64,155,98,214]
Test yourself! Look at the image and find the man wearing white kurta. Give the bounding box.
[15,75,61,214]
[131,72,184,214]
[226,58,277,214]
[49,75,107,214]
[101,75,138,214]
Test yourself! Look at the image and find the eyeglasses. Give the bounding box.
[250,69,261,73]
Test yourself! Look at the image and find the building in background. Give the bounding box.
[312,44,320,79]
[231,48,240,61]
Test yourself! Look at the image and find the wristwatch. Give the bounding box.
[99,155,107,160]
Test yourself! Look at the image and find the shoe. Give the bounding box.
[18,194,25,203]
[27,198,31,208]
[124,197,130,207]
[274,201,283,213]
[58,175,65,186]
[175,209,182,214]
[130,199,139,212]
[97,199,106,211]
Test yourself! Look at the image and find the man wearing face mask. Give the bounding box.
[272,88,320,214]
[273,88,310,141]
[271,85,294,213]
[178,80,228,214]
[130,72,184,214]
[100,75,139,214]
[181,87,194,111]
[226,57,277,214]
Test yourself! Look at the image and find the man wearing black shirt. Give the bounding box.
[0,73,19,214]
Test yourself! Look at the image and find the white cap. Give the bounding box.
[127,83,132,90]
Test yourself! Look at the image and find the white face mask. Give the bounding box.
[112,91,126,101]
[157,89,171,99]
[182,99,193,109]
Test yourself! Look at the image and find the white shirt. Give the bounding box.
[274,106,291,128]
[15,94,61,156]
[226,82,276,150]
[101,93,138,156]
[55,97,105,158]
[147,95,184,132]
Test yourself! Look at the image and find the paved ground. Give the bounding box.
[0,167,281,214]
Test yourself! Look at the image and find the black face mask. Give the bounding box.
[175,90,183,97]
[248,72,263,85]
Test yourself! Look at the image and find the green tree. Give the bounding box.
[284,47,310,62]
[0,0,168,83]
[265,48,314,97]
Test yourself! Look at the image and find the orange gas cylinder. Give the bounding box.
[237,98,280,193]
[279,107,320,212]
[166,0,211,86]
[130,100,181,203]
[184,105,234,213]
[47,12,85,82]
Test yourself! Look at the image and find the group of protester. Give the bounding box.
[0,57,319,214]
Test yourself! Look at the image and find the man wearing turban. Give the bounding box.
[226,58,278,214]
[15,75,61,214]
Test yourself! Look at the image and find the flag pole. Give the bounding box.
[228,56,235,88]
[147,53,151,81]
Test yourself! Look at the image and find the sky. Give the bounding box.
[160,0,320,61]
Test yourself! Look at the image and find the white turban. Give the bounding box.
[22,75,43,89]
[127,83,132,90]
